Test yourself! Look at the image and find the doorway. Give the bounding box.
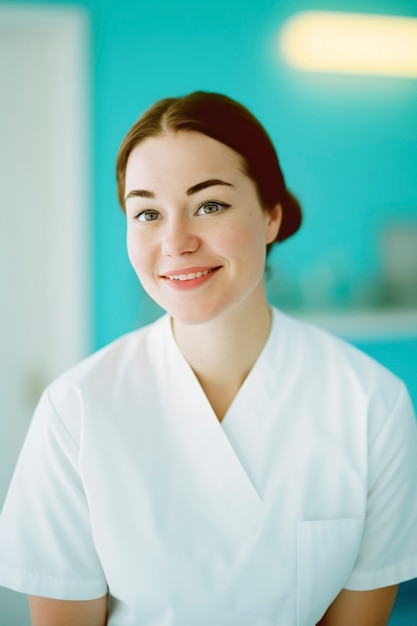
[0,5,90,623]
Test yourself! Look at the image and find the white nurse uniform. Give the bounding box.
[1,307,417,626]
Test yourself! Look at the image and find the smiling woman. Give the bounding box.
[0,91,416,626]
[123,130,281,325]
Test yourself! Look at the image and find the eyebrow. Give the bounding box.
[186,179,233,195]
[124,179,233,202]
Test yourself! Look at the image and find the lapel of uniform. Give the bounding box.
[149,312,280,537]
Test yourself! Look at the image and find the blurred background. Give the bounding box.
[0,0,416,623]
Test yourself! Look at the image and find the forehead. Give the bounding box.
[125,131,246,186]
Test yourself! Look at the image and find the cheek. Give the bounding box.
[126,233,150,274]
[227,218,268,256]
[126,234,137,266]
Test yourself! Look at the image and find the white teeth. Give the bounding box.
[167,269,211,281]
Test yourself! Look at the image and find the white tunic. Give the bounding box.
[1,308,417,626]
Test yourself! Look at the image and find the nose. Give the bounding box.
[161,217,200,257]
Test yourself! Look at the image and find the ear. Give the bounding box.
[265,203,283,244]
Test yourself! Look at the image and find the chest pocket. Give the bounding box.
[297,517,364,626]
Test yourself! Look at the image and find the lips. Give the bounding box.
[167,269,212,281]
[160,266,221,288]
[161,267,219,281]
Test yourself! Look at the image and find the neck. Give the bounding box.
[171,293,273,418]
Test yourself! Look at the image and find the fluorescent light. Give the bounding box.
[280,11,417,78]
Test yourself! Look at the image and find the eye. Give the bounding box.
[136,210,161,222]
[196,201,230,216]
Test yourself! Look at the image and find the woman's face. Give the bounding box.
[124,131,281,325]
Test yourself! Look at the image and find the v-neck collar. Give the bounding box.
[163,307,279,428]
[146,309,282,536]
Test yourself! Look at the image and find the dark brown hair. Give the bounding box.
[116,91,301,244]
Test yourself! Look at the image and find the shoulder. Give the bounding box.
[269,307,409,428]
[271,307,404,389]
[44,314,170,417]
[57,314,167,379]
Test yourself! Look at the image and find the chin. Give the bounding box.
[160,299,231,326]
[167,309,219,327]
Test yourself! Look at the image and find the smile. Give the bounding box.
[167,269,212,281]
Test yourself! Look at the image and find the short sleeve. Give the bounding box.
[345,384,417,590]
[0,389,107,600]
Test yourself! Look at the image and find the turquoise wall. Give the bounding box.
[4,0,417,398]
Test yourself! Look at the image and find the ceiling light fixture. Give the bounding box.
[280,11,417,78]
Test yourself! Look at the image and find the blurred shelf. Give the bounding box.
[290,308,417,341]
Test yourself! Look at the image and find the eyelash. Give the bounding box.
[195,201,231,216]
[134,201,230,222]
[135,210,160,223]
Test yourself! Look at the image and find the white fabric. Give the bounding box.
[1,308,417,626]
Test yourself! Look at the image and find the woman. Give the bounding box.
[1,92,417,626]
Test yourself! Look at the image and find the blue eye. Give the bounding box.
[196,201,230,215]
[136,210,160,222]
